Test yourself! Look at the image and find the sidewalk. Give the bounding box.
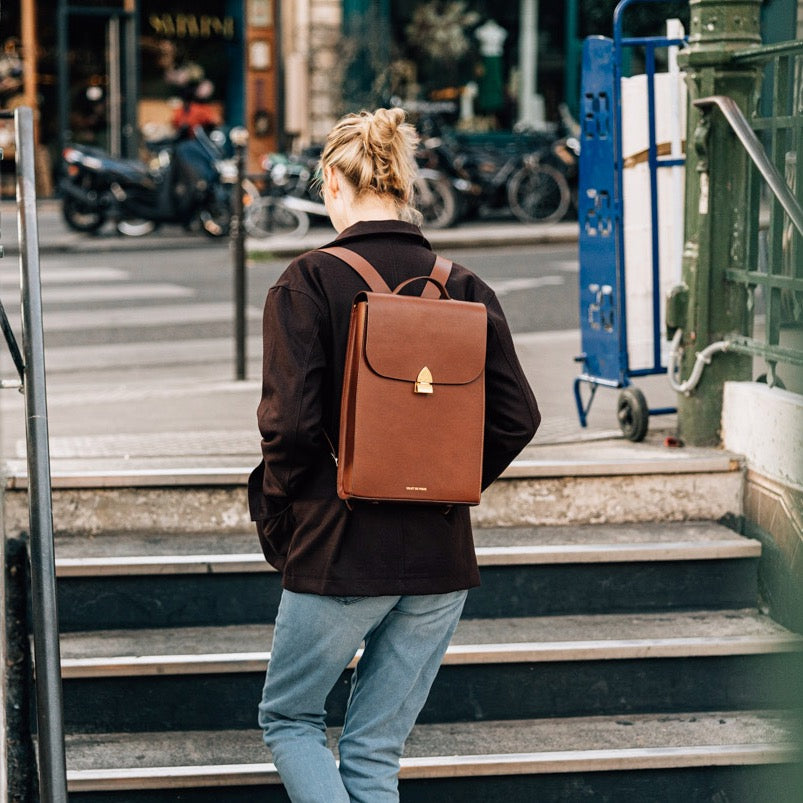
[0,199,701,485]
[1,198,579,256]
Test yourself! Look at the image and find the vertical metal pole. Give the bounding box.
[274,0,286,150]
[675,0,762,445]
[15,106,68,803]
[122,1,139,159]
[563,0,580,119]
[0,468,7,803]
[518,0,540,127]
[644,43,663,370]
[231,128,249,381]
[57,0,70,159]
[107,15,122,158]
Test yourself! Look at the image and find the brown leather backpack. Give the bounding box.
[319,246,487,506]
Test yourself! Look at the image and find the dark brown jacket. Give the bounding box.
[249,220,540,595]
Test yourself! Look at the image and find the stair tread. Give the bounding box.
[54,521,759,572]
[65,710,801,779]
[60,609,802,672]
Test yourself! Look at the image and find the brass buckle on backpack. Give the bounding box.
[414,367,433,394]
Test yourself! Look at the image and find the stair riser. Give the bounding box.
[56,559,760,632]
[3,470,744,535]
[61,653,803,734]
[65,763,803,803]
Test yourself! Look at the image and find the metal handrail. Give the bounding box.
[1,107,68,801]
[731,39,803,64]
[693,95,803,237]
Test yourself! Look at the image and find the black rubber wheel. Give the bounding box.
[199,186,233,238]
[617,387,649,442]
[62,195,106,233]
[507,163,571,224]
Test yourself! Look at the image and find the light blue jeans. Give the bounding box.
[258,588,467,802]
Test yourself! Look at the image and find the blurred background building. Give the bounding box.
[0,0,795,194]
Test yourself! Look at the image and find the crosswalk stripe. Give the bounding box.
[487,276,565,296]
[43,337,261,373]
[41,284,194,304]
[41,303,262,331]
[0,267,129,285]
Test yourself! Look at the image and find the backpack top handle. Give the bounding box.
[318,246,452,298]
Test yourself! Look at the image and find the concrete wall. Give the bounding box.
[282,0,342,147]
[722,381,803,632]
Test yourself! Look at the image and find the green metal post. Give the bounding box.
[673,0,763,445]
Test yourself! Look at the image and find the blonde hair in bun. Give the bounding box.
[320,108,422,223]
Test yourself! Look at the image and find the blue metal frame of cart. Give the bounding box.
[573,0,686,440]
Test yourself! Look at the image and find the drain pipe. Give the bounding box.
[668,328,732,395]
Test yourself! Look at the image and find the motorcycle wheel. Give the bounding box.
[199,187,233,238]
[62,195,106,233]
[244,197,310,239]
[117,219,158,237]
[507,163,571,224]
[413,174,459,229]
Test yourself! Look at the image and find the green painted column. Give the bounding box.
[672,0,763,445]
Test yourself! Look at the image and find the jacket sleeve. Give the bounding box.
[257,283,329,500]
[481,292,541,489]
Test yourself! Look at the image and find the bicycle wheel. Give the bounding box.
[413,173,459,229]
[244,196,310,238]
[507,163,571,224]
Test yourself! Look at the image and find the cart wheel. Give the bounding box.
[617,387,649,442]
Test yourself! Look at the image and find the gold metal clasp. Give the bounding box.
[414,366,433,394]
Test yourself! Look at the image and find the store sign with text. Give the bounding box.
[148,14,235,40]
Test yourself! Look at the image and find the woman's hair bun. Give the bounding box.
[321,107,421,221]
[370,107,406,137]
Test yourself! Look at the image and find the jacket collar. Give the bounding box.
[323,219,432,251]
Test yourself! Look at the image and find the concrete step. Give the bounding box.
[4,442,743,534]
[58,610,803,733]
[53,522,762,631]
[64,711,802,801]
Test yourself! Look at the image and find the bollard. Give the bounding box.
[230,126,250,381]
[672,0,763,445]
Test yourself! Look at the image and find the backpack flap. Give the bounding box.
[338,290,487,505]
[361,292,487,390]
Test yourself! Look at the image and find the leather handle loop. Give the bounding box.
[317,247,452,298]
[392,275,451,299]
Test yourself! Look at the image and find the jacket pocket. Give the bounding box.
[249,462,295,571]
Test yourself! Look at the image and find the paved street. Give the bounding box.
[0,202,677,475]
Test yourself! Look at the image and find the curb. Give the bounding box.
[0,199,579,256]
[247,222,579,259]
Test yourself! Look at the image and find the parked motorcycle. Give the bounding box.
[59,126,233,237]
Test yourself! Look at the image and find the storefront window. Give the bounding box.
[139,1,240,141]
[384,1,564,131]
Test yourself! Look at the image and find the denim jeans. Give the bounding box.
[258,588,468,802]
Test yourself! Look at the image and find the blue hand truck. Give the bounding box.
[573,0,686,441]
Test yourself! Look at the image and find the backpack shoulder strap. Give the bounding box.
[317,246,391,293]
[318,246,452,297]
[423,255,453,299]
